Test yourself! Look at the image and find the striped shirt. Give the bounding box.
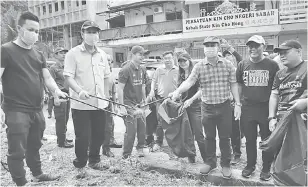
[189,58,236,104]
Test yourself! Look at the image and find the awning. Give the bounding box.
[184,0,216,5]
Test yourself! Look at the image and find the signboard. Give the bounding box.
[183,9,279,33]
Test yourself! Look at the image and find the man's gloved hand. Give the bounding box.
[78,90,90,100]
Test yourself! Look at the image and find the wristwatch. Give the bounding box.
[235,102,242,107]
[268,116,277,121]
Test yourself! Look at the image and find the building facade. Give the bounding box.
[99,0,307,64]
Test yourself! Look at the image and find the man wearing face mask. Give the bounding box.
[236,35,279,181]
[64,20,111,177]
[49,47,74,148]
[170,36,241,179]
[146,51,178,152]
[1,12,68,186]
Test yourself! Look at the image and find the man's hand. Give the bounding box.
[269,118,278,132]
[234,105,241,120]
[0,108,5,127]
[54,97,61,106]
[54,89,68,103]
[78,90,90,100]
[169,90,181,101]
[119,106,127,116]
[183,99,193,109]
[288,99,307,111]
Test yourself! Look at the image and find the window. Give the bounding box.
[82,1,86,5]
[146,15,153,23]
[199,1,223,16]
[55,2,58,12]
[37,6,40,16]
[43,5,46,15]
[49,4,52,13]
[166,11,182,21]
[238,1,250,10]
[76,1,79,7]
[61,1,64,10]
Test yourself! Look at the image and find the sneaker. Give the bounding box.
[200,164,216,175]
[122,154,131,159]
[48,114,52,119]
[58,141,74,148]
[137,149,145,157]
[242,166,256,178]
[66,138,73,143]
[32,173,60,182]
[109,141,122,148]
[222,167,232,179]
[231,155,241,165]
[260,171,271,181]
[76,168,88,179]
[103,149,115,157]
[151,144,161,152]
[88,162,110,171]
[188,156,195,163]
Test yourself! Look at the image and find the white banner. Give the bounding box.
[183,9,279,33]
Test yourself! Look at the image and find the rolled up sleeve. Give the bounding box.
[188,62,200,84]
[63,50,76,78]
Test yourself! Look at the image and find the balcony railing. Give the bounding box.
[100,19,182,41]
[280,0,307,24]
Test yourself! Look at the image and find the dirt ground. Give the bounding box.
[0,104,263,186]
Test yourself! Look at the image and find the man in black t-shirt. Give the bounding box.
[1,12,67,186]
[269,40,307,130]
[236,35,280,181]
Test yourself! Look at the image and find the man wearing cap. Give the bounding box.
[146,51,178,152]
[236,35,279,180]
[221,39,243,165]
[49,47,73,148]
[170,36,241,179]
[118,45,149,159]
[64,20,111,176]
[269,40,307,131]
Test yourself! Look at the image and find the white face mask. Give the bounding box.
[204,47,218,58]
[84,33,99,46]
[20,28,38,46]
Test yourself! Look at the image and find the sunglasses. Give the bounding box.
[204,43,218,47]
[247,43,261,49]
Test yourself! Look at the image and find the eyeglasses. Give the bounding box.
[178,59,187,63]
[204,43,218,47]
[247,43,261,49]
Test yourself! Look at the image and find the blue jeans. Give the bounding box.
[201,100,232,168]
[4,110,45,185]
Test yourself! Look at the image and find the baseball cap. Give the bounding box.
[246,35,266,45]
[222,50,232,57]
[81,20,100,31]
[178,53,191,61]
[274,40,302,53]
[54,47,68,54]
[203,36,221,45]
[131,45,150,55]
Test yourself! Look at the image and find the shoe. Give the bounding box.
[14,178,27,186]
[76,168,88,179]
[188,156,195,163]
[137,149,145,157]
[88,162,110,171]
[122,154,131,159]
[103,149,115,157]
[151,144,161,152]
[42,137,47,141]
[32,173,60,182]
[109,142,122,148]
[242,166,256,178]
[200,164,216,175]
[48,114,52,119]
[58,141,74,148]
[231,155,241,165]
[222,167,232,179]
[66,138,73,143]
[260,171,271,181]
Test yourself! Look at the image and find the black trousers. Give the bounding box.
[231,109,242,157]
[54,100,70,145]
[71,109,106,168]
[241,103,274,171]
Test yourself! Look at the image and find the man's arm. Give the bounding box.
[42,68,61,94]
[0,68,4,93]
[117,82,125,105]
[230,83,241,104]
[65,76,82,94]
[149,69,158,97]
[269,90,279,118]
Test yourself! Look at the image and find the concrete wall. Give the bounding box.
[279,32,307,60]
[124,2,182,27]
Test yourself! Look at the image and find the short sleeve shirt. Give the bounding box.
[152,66,178,98]
[118,61,148,106]
[63,43,110,110]
[189,57,236,104]
[272,61,307,111]
[49,62,68,91]
[236,58,280,105]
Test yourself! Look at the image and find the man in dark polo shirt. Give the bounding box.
[0,12,67,186]
[49,47,73,148]
[236,35,280,181]
[118,45,149,159]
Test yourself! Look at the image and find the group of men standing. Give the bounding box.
[0,11,306,186]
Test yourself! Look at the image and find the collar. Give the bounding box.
[164,65,177,70]
[203,57,224,65]
[131,61,141,70]
[79,42,99,54]
[55,61,64,68]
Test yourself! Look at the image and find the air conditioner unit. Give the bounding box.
[154,6,163,14]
